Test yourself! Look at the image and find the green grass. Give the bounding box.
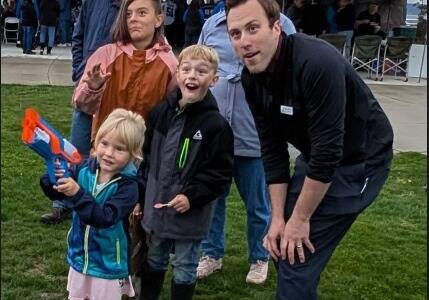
[1,84,427,300]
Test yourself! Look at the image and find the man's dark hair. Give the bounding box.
[225,0,280,27]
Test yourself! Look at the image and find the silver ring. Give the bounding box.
[296,244,303,248]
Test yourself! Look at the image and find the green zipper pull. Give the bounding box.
[178,138,190,169]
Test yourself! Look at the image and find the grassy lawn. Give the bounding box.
[1,84,427,300]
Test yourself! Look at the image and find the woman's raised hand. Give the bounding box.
[82,63,112,91]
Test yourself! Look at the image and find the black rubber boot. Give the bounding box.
[170,279,196,300]
[138,264,166,300]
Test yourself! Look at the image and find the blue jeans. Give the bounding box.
[59,19,71,43]
[39,25,55,48]
[146,235,201,285]
[200,156,270,263]
[22,26,34,51]
[53,109,92,210]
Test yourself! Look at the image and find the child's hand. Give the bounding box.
[82,63,111,91]
[132,203,143,219]
[169,194,190,213]
[54,177,80,197]
[54,158,66,179]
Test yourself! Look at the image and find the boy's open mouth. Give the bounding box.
[185,83,199,91]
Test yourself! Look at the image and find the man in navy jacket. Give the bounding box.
[226,0,393,298]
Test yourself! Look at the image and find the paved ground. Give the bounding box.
[1,44,427,154]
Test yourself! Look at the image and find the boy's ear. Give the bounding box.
[209,74,219,87]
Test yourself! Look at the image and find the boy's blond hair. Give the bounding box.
[94,108,146,163]
[178,45,219,72]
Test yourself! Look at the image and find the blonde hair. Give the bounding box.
[178,45,219,73]
[94,108,146,163]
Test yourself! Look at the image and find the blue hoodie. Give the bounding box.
[40,157,138,279]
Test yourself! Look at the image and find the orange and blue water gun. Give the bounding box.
[21,108,82,184]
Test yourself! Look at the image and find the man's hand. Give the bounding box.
[169,194,190,213]
[54,177,80,197]
[280,214,315,265]
[82,63,111,91]
[263,217,285,261]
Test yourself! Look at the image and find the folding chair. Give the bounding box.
[319,34,347,57]
[3,17,19,44]
[380,36,413,82]
[351,35,382,80]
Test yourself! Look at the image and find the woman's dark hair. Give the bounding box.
[111,0,164,47]
[226,0,280,27]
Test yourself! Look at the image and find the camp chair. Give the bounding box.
[380,36,413,82]
[351,35,382,80]
[319,34,347,57]
[3,17,19,44]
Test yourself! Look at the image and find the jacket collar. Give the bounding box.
[117,37,172,64]
[166,88,219,116]
[88,156,137,177]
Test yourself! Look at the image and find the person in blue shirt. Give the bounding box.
[196,8,295,284]
[40,0,121,225]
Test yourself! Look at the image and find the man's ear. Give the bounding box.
[272,19,281,36]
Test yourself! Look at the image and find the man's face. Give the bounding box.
[227,0,281,74]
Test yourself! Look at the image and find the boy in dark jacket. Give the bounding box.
[134,45,234,300]
[21,0,38,54]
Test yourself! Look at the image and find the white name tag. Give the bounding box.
[280,105,293,116]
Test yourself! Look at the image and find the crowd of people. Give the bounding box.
[285,0,385,56]
[1,0,81,54]
[30,0,393,299]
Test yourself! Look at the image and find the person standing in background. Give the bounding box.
[196,8,296,284]
[40,0,122,224]
[58,0,71,46]
[21,0,38,54]
[183,0,204,46]
[335,0,355,58]
[39,0,59,55]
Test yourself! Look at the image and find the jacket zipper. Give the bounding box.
[116,239,121,265]
[82,169,122,274]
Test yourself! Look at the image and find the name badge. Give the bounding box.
[280,105,293,116]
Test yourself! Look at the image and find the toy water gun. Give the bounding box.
[21,108,82,184]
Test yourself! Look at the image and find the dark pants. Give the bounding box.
[22,26,35,51]
[275,159,390,300]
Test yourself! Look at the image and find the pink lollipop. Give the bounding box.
[154,203,172,209]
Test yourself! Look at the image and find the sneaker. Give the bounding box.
[25,50,36,55]
[66,43,72,47]
[196,256,223,279]
[57,43,66,47]
[246,260,268,284]
[40,207,71,224]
